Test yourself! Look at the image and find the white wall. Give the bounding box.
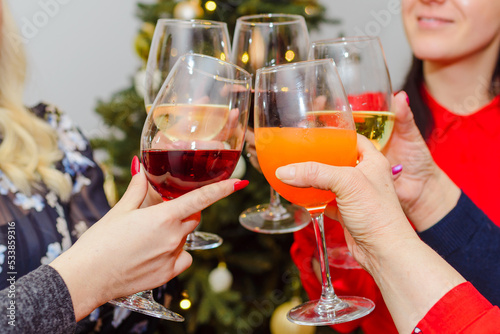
[9,0,412,137]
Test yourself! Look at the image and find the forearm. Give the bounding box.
[366,236,466,333]
[0,265,76,333]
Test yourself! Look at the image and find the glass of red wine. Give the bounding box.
[143,19,235,251]
[231,13,312,234]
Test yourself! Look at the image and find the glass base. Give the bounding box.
[239,203,311,234]
[287,296,375,326]
[328,245,363,270]
[184,231,223,250]
[109,291,184,322]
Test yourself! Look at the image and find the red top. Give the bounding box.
[291,90,500,333]
[423,88,500,225]
[414,282,500,334]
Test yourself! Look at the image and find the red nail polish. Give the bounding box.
[131,156,140,176]
[233,180,249,191]
[405,93,410,106]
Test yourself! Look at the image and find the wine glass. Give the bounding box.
[110,53,251,321]
[144,18,231,250]
[231,13,312,234]
[310,36,394,269]
[254,59,375,325]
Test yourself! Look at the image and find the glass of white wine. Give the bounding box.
[310,36,394,269]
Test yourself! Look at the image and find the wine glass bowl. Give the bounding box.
[144,18,231,108]
[254,59,375,325]
[232,13,312,234]
[310,36,394,269]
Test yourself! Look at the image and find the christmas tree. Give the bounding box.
[92,1,341,333]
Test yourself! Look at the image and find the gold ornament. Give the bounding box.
[270,297,316,334]
[173,0,204,20]
[134,22,156,63]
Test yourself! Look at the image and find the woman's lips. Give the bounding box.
[417,16,454,29]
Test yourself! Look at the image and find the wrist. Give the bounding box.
[405,167,460,232]
[50,248,107,321]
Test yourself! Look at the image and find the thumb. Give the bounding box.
[113,156,149,211]
[393,91,420,139]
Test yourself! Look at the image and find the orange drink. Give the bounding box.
[255,126,357,213]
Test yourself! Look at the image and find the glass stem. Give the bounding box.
[311,212,342,314]
[267,187,288,220]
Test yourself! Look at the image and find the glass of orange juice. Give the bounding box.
[254,59,375,325]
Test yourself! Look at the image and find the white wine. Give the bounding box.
[352,111,395,150]
[152,104,230,142]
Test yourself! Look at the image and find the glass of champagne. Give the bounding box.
[231,13,312,234]
[254,59,375,325]
[110,53,251,321]
[310,36,394,269]
[144,18,231,250]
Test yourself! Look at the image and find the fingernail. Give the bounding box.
[275,166,296,180]
[131,156,140,176]
[233,180,249,191]
[405,93,410,106]
[391,164,403,175]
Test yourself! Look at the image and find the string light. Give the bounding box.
[285,50,295,62]
[205,1,217,12]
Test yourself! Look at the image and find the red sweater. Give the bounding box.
[414,282,500,334]
[290,91,500,333]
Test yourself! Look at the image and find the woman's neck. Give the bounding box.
[423,40,499,116]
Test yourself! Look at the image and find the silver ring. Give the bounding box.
[246,152,252,159]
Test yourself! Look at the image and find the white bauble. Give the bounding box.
[173,0,203,20]
[208,263,233,293]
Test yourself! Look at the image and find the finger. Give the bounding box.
[171,250,193,278]
[150,179,247,221]
[113,159,148,212]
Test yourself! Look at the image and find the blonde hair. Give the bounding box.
[0,0,72,201]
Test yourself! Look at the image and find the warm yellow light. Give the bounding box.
[305,5,318,16]
[171,48,178,57]
[241,52,249,64]
[281,87,289,92]
[180,299,192,310]
[285,50,295,62]
[205,1,217,12]
[220,53,226,61]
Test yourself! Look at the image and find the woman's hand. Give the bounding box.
[383,92,460,231]
[244,128,262,173]
[50,161,247,321]
[275,135,417,271]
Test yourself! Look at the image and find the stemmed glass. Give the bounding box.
[144,18,231,250]
[310,36,394,269]
[231,13,312,234]
[109,53,251,321]
[254,59,375,325]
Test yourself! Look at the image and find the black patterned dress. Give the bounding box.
[0,103,166,333]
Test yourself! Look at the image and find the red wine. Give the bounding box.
[142,149,241,199]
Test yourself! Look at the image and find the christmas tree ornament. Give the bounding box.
[134,22,156,63]
[173,0,204,20]
[270,297,316,334]
[208,262,233,293]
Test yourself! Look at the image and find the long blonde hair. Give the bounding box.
[0,0,72,201]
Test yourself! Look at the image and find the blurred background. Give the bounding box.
[8,1,412,333]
